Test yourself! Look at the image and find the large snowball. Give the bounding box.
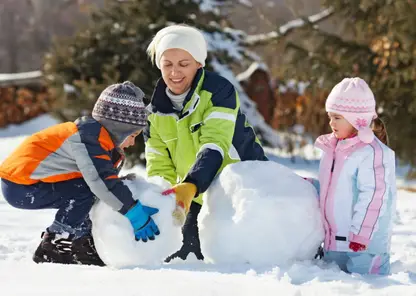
[90,176,182,268]
[199,161,324,266]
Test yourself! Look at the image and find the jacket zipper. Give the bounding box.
[324,155,336,248]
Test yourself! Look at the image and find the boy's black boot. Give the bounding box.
[72,235,105,267]
[33,232,74,264]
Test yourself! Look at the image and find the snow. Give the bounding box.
[92,158,322,268]
[278,79,310,95]
[1,115,416,295]
[205,31,244,61]
[236,62,269,82]
[238,0,253,8]
[198,20,283,147]
[0,71,43,87]
[198,0,221,14]
[0,114,59,138]
[63,83,76,93]
[91,176,182,268]
[200,161,324,266]
[0,71,42,81]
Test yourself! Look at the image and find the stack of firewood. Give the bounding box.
[271,83,330,137]
[0,86,52,128]
[271,89,299,130]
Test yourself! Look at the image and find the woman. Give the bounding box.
[145,24,267,262]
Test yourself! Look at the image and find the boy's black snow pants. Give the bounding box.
[1,178,94,238]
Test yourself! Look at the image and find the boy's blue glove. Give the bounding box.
[124,201,160,242]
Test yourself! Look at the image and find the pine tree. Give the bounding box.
[44,0,277,166]
[285,0,416,171]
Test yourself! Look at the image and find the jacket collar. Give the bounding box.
[315,133,362,152]
[150,68,205,115]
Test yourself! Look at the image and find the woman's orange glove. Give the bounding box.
[162,182,197,226]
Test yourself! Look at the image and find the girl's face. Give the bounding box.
[119,130,142,149]
[328,112,356,139]
[160,48,201,95]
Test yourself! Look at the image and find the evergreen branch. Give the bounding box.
[308,26,373,55]
[243,7,334,45]
[286,42,340,73]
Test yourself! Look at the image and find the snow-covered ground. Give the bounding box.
[0,115,416,296]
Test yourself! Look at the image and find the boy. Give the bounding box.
[0,81,160,266]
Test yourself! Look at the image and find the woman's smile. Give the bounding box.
[170,78,185,83]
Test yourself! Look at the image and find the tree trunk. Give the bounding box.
[0,0,19,72]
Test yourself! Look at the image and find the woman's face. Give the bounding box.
[160,48,201,95]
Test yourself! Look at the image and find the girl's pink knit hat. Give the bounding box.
[326,77,377,143]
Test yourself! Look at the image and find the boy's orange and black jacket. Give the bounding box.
[0,116,135,214]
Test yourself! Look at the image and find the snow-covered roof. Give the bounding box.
[236,62,269,82]
[0,71,43,87]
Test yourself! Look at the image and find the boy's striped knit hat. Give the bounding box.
[92,81,149,145]
[93,81,148,126]
[326,77,377,143]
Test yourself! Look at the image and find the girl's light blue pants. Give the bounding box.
[323,251,390,275]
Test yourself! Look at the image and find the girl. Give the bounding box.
[314,77,396,275]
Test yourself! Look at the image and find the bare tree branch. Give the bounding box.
[235,0,253,9]
[286,41,339,71]
[243,7,334,45]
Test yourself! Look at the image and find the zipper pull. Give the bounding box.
[331,159,335,172]
[190,122,203,133]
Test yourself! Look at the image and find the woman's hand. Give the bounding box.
[162,182,197,226]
